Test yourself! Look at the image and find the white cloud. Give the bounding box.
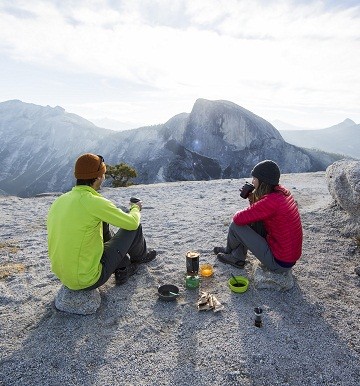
[0,0,359,128]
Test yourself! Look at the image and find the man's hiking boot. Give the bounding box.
[131,249,157,264]
[114,264,139,285]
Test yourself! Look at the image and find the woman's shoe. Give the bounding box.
[217,253,245,268]
[213,246,227,255]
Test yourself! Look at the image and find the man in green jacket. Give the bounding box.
[47,153,156,290]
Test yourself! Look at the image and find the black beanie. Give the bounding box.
[251,160,280,185]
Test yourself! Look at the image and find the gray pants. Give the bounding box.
[85,223,147,289]
[226,221,291,273]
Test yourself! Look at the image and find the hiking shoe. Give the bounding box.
[114,264,139,285]
[213,246,228,255]
[217,253,245,269]
[131,249,157,264]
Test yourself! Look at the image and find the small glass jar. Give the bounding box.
[199,263,214,277]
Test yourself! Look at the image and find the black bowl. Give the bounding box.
[158,284,179,301]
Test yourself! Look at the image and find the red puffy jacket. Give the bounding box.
[233,185,303,264]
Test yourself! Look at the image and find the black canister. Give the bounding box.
[186,251,200,276]
[254,307,263,327]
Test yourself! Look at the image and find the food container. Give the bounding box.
[228,276,249,293]
[186,251,200,275]
[199,263,214,277]
[158,284,180,301]
[185,275,200,289]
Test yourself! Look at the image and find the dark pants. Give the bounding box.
[226,221,291,273]
[85,223,147,290]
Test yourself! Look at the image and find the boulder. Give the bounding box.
[326,160,360,219]
[252,261,294,291]
[54,285,101,315]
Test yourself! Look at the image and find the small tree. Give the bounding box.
[106,163,137,187]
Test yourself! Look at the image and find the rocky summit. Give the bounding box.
[0,98,344,197]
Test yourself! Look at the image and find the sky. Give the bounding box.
[0,0,359,130]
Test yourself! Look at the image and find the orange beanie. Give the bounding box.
[74,153,106,179]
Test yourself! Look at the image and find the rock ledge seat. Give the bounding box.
[55,285,101,315]
[253,261,294,291]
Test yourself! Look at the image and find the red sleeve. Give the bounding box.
[233,194,278,225]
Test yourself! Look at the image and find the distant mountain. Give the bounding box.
[99,99,345,184]
[272,120,317,131]
[279,119,359,159]
[0,100,113,196]
[91,117,140,131]
[0,99,346,197]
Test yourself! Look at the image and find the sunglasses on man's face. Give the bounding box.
[97,155,104,171]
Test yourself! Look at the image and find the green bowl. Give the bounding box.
[228,276,249,293]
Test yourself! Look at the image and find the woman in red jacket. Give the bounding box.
[214,160,303,273]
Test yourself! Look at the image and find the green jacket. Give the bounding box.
[47,185,141,290]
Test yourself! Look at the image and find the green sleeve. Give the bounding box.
[81,194,141,230]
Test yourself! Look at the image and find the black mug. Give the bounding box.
[130,197,141,203]
[239,182,255,199]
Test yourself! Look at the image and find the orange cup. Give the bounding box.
[199,263,214,277]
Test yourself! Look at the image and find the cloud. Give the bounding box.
[0,0,359,127]
[1,6,37,20]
